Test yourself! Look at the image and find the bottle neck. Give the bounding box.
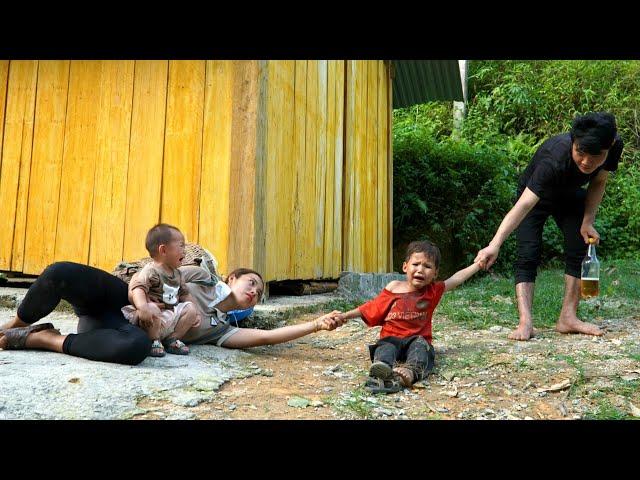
[587,243,597,259]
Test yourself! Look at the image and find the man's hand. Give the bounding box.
[475,244,500,270]
[580,223,600,244]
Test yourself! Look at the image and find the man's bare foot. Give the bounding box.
[508,324,535,341]
[556,317,603,336]
[393,366,414,387]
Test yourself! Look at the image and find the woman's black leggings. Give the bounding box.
[17,262,151,365]
[514,189,588,284]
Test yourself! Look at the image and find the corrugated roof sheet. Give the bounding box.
[392,60,463,108]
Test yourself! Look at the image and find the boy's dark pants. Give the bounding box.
[368,335,435,382]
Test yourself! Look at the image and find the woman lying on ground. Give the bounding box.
[0,262,342,365]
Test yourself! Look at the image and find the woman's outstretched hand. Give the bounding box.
[315,310,347,331]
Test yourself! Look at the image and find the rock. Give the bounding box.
[287,396,310,408]
[310,400,324,407]
[629,402,640,418]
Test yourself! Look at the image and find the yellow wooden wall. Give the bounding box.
[0,60,392,281]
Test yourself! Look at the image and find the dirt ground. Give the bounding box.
[133,312,640,420]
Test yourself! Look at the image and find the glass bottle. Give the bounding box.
[580,237,600,299]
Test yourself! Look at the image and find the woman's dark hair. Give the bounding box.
[404,240,441,269]
[226,268,264,294]
[570,112,617,155]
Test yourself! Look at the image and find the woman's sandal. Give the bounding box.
[150,339,166,357]
[0,323,57,350]
[163,337,189,355]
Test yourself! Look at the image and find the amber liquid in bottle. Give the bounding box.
[580,238,600,300]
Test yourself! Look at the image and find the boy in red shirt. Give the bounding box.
[334,240,481,394]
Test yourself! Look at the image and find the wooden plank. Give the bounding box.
[342,61,356,272]
[228,61,259,270]
[323,60,336,276]
[161,60,205,244]
[303,60,319,279]
[332,61,345,276]
[315,60,328,278]
[252,60,272,278]
[262,60,278,280]
[354,61,366,271]
[262,60,296,281]
[0,61,9,183]
[0,61,38,270]
[89,61,134,272]
[23,61,70,274]
[292,60,307,279]
[365,60,379,272]
[278,61,296,279]
[199,60,233,274]
[55,61,102,265]
[123,60,168,261]
[377,61,389,272]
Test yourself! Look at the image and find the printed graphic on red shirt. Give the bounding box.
[358,281,445,344]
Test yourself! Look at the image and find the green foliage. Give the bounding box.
[393,60,640,271]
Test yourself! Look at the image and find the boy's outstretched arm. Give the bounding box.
[444,262,482,292]
[335,308,362,325]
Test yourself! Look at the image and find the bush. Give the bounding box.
[392,60,640,274]
[393,129,518,275]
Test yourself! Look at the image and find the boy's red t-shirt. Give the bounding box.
[357,281,446,344]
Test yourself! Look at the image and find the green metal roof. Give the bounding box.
[392,60,464,108]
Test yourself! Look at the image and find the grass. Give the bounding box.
[583,399,637,420]
[553,354,586,397]
[329,387,378,419]
[438,258,640,331]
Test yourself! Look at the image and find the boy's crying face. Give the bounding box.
[402,252,438,290]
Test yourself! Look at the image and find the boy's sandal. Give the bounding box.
[364,375,403,395]
[0,323,57,350]
[369,361,393,380]
[150,340,166,357]
[163,337,189,355]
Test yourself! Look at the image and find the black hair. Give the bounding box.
[145,223,182,257]
[226,268,265,297]
[570,112,617,155]
[404,240,441,269]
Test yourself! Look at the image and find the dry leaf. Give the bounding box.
[536,379,571,393]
